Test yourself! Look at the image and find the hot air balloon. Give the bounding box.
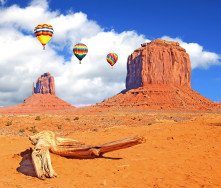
[73,43,88,64]
[106,53,118,67]
[34,24,54,50]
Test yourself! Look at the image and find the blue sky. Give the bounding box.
[39,0,221,50]
[0,0,220,106]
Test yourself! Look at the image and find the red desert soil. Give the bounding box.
[0,108,221,188]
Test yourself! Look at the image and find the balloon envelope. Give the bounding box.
[106,53,118,66]
[34,24,54,49]
[73,43,88,63]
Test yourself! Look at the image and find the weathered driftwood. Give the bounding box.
[29,131,145,179]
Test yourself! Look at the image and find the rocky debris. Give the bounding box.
[126,39,191,90]
[20,94,73,111]
[98,84,220,111]
[33,72,55,95]
[0,94,74,114]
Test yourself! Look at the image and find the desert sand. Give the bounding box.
[0,108,221,188]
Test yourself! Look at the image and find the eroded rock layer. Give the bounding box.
[99,85,219,111]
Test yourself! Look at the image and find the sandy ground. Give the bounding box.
[0,110,221,187]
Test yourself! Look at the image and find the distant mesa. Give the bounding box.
[21,72,74,112]
[0,72,74,114]
[33,72,55,95]
[99,39,221,111]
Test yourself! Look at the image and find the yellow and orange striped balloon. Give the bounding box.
[34,24,54,50]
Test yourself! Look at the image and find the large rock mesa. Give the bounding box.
[126,39,191,90]
[99,39,220,111]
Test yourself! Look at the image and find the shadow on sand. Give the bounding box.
[16,148,37,178]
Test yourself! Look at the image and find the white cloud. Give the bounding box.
[0,1,145,106]
[0,1,220,106]
[0,3,57,30]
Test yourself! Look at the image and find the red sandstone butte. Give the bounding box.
[99,39,220,111]
[126,39,191,90]
[33,72,55,95]
[0,73,74,114]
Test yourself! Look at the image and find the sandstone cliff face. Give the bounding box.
[126,39,191,90]
[33,72,55,95]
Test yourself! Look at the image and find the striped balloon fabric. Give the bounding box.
[34,24,54,50]
[73,43,88,64]
[106,53,118,67]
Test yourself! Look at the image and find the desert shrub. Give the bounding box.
[57,124,62,129]
[29,126,38,134]
[19,129,25,134]
[74,117,79,121]
[35,116,41,121]
[6,121,12,126]
[91,128,98,132]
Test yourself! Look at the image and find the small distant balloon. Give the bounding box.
[73,43,88,64]
[34,24,54,50]
[106,53,118,67]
